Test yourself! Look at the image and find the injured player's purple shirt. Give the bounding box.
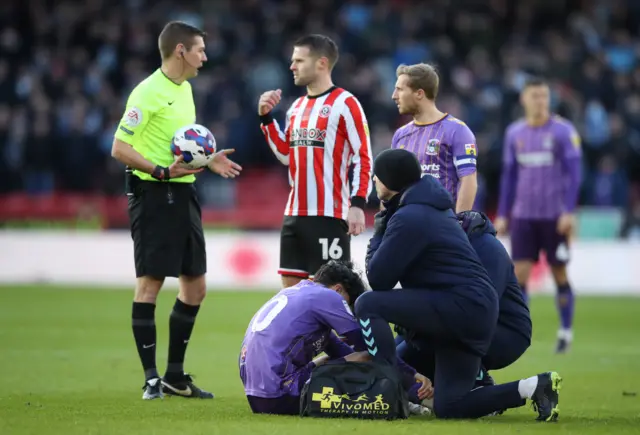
[391,114,477,205]
[239,280,361,398]
[497,115,582,220]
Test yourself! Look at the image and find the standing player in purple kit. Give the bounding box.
[390,64,478,212]
[239,260,433,415]
[495,78,582,353]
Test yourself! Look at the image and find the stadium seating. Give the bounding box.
[0,0,638,233]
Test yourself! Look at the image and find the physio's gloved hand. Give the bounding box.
[375,194,402,235]
[373,210,388,235]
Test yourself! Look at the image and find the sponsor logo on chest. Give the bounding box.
[515,132,555,166]
[421,163,441,179]
[291,127,327,147]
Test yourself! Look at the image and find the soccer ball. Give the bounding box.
[171,124,216,169]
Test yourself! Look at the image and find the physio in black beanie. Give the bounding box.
[373,148,423,201]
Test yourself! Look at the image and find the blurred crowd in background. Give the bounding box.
[1,0,640,236]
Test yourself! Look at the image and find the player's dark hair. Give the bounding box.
[523,76,548,89]
[396,63,440,100]
[314,260,366,306]
[158,21,206,60]
[294,34,339,69]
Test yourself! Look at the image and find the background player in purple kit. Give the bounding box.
[495,78,582,353]
[390,63,478,213]
[239,260,432,415]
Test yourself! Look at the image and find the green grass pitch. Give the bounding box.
[1,286,639,434]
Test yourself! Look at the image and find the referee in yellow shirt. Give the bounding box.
[111,21,241,400]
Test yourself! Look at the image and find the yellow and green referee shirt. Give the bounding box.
[115,69,197,183]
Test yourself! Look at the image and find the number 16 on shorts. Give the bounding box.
[319,238,343,260]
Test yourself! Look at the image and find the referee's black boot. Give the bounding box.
[161,373,214,399]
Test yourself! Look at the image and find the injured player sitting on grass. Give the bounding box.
[239,260,432,416]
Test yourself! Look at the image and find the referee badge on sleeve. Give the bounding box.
[125,107,143,127]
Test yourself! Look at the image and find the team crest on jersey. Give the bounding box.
[465,143,477,156]
[426,139,440,155]
[125,106,142,127]
[319,104,332,118]
[543,134,554,149]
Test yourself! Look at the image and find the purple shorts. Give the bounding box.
[510,218,570,265]
[247,395,300,415]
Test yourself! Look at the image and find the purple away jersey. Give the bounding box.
[391,114,477,204]
[498,115,582,220]
[239,280,359,399]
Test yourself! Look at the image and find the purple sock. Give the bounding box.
[556,284,574,330]
[520,283,529,306]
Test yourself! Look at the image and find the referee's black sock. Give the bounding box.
[165,298,200,382]
[132,302,159,380]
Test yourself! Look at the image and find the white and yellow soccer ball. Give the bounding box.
[171,124,217,169]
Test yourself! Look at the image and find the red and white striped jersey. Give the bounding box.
[260,87,373,220]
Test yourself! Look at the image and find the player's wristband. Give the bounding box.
[151,165,171,181]
[259,113,274,125]
[350,196,366,210]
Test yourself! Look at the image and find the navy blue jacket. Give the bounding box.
[459,212,532,343]
[365,176,499,355]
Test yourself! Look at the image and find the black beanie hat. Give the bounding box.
[373,148,422,192]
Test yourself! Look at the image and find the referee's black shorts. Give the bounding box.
[127,177,206,278]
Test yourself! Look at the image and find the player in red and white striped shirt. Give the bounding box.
[258,34,373,288]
